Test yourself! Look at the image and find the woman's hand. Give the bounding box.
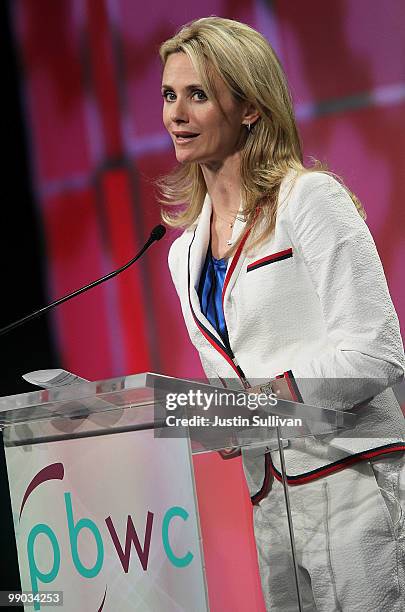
[248,378,294,401]
[218,447,242,459]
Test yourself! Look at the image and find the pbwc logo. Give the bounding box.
[20,463,194,610]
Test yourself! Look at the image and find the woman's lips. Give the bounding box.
[174,134,200,144]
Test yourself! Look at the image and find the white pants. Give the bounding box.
[253,453,405,612]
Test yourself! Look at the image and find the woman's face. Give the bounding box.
[162,52,247,166]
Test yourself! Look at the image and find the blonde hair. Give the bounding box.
[157,17,365,251]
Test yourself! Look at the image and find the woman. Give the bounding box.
[158,17,405,611]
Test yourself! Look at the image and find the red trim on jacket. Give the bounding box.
[250,453,273,505]
[222,210,259,306]
[190,308,242,379]
[187,229,247,384]
[268,443,405,486]
[251,443,405,504]
[247,247,293,272]
[283,370,304,403]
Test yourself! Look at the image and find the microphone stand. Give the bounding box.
[0,225,166,337]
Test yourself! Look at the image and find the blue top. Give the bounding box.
[197,243,230,348]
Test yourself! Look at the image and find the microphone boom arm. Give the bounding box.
[0,225,166,337]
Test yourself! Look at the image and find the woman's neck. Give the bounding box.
[200,151,242,217]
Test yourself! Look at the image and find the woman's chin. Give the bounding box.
[175,152,198,164]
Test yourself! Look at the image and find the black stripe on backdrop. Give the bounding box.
[1,0,58,596]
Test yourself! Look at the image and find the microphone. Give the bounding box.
[0,224,166,337]
[150,225,166,241]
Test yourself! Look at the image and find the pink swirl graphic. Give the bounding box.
[19,462,64,520]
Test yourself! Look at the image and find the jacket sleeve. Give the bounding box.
[286,172,404,409]
[167,236,181,297]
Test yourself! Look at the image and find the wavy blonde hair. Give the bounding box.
[157,17,365,251]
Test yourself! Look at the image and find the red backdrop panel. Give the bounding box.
[12,1,404,610]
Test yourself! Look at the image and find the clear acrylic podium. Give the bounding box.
[0,372,359,611]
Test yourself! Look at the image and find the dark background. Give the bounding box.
[1,0,57,594]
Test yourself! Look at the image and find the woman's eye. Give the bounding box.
[161,90,207,102]
[192,90,207,101]
[162,91,176,101]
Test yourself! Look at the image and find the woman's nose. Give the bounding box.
[170,98,188,123]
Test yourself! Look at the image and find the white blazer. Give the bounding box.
[168,170,405,499]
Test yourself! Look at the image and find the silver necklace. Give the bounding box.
[213,211,238,228]
[212,209,246,247]
[213,210,246,229]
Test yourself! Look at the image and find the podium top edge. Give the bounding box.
[0,372,358,430]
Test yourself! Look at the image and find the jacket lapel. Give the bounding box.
[187,194,225,345]
[222,171,296,307]
[186,192,257,383]
[188,193,211,297]
[222,207,258,310]
[188,193,251,325]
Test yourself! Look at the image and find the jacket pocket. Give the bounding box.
[369,453,405,540]
[247,247,293,273]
